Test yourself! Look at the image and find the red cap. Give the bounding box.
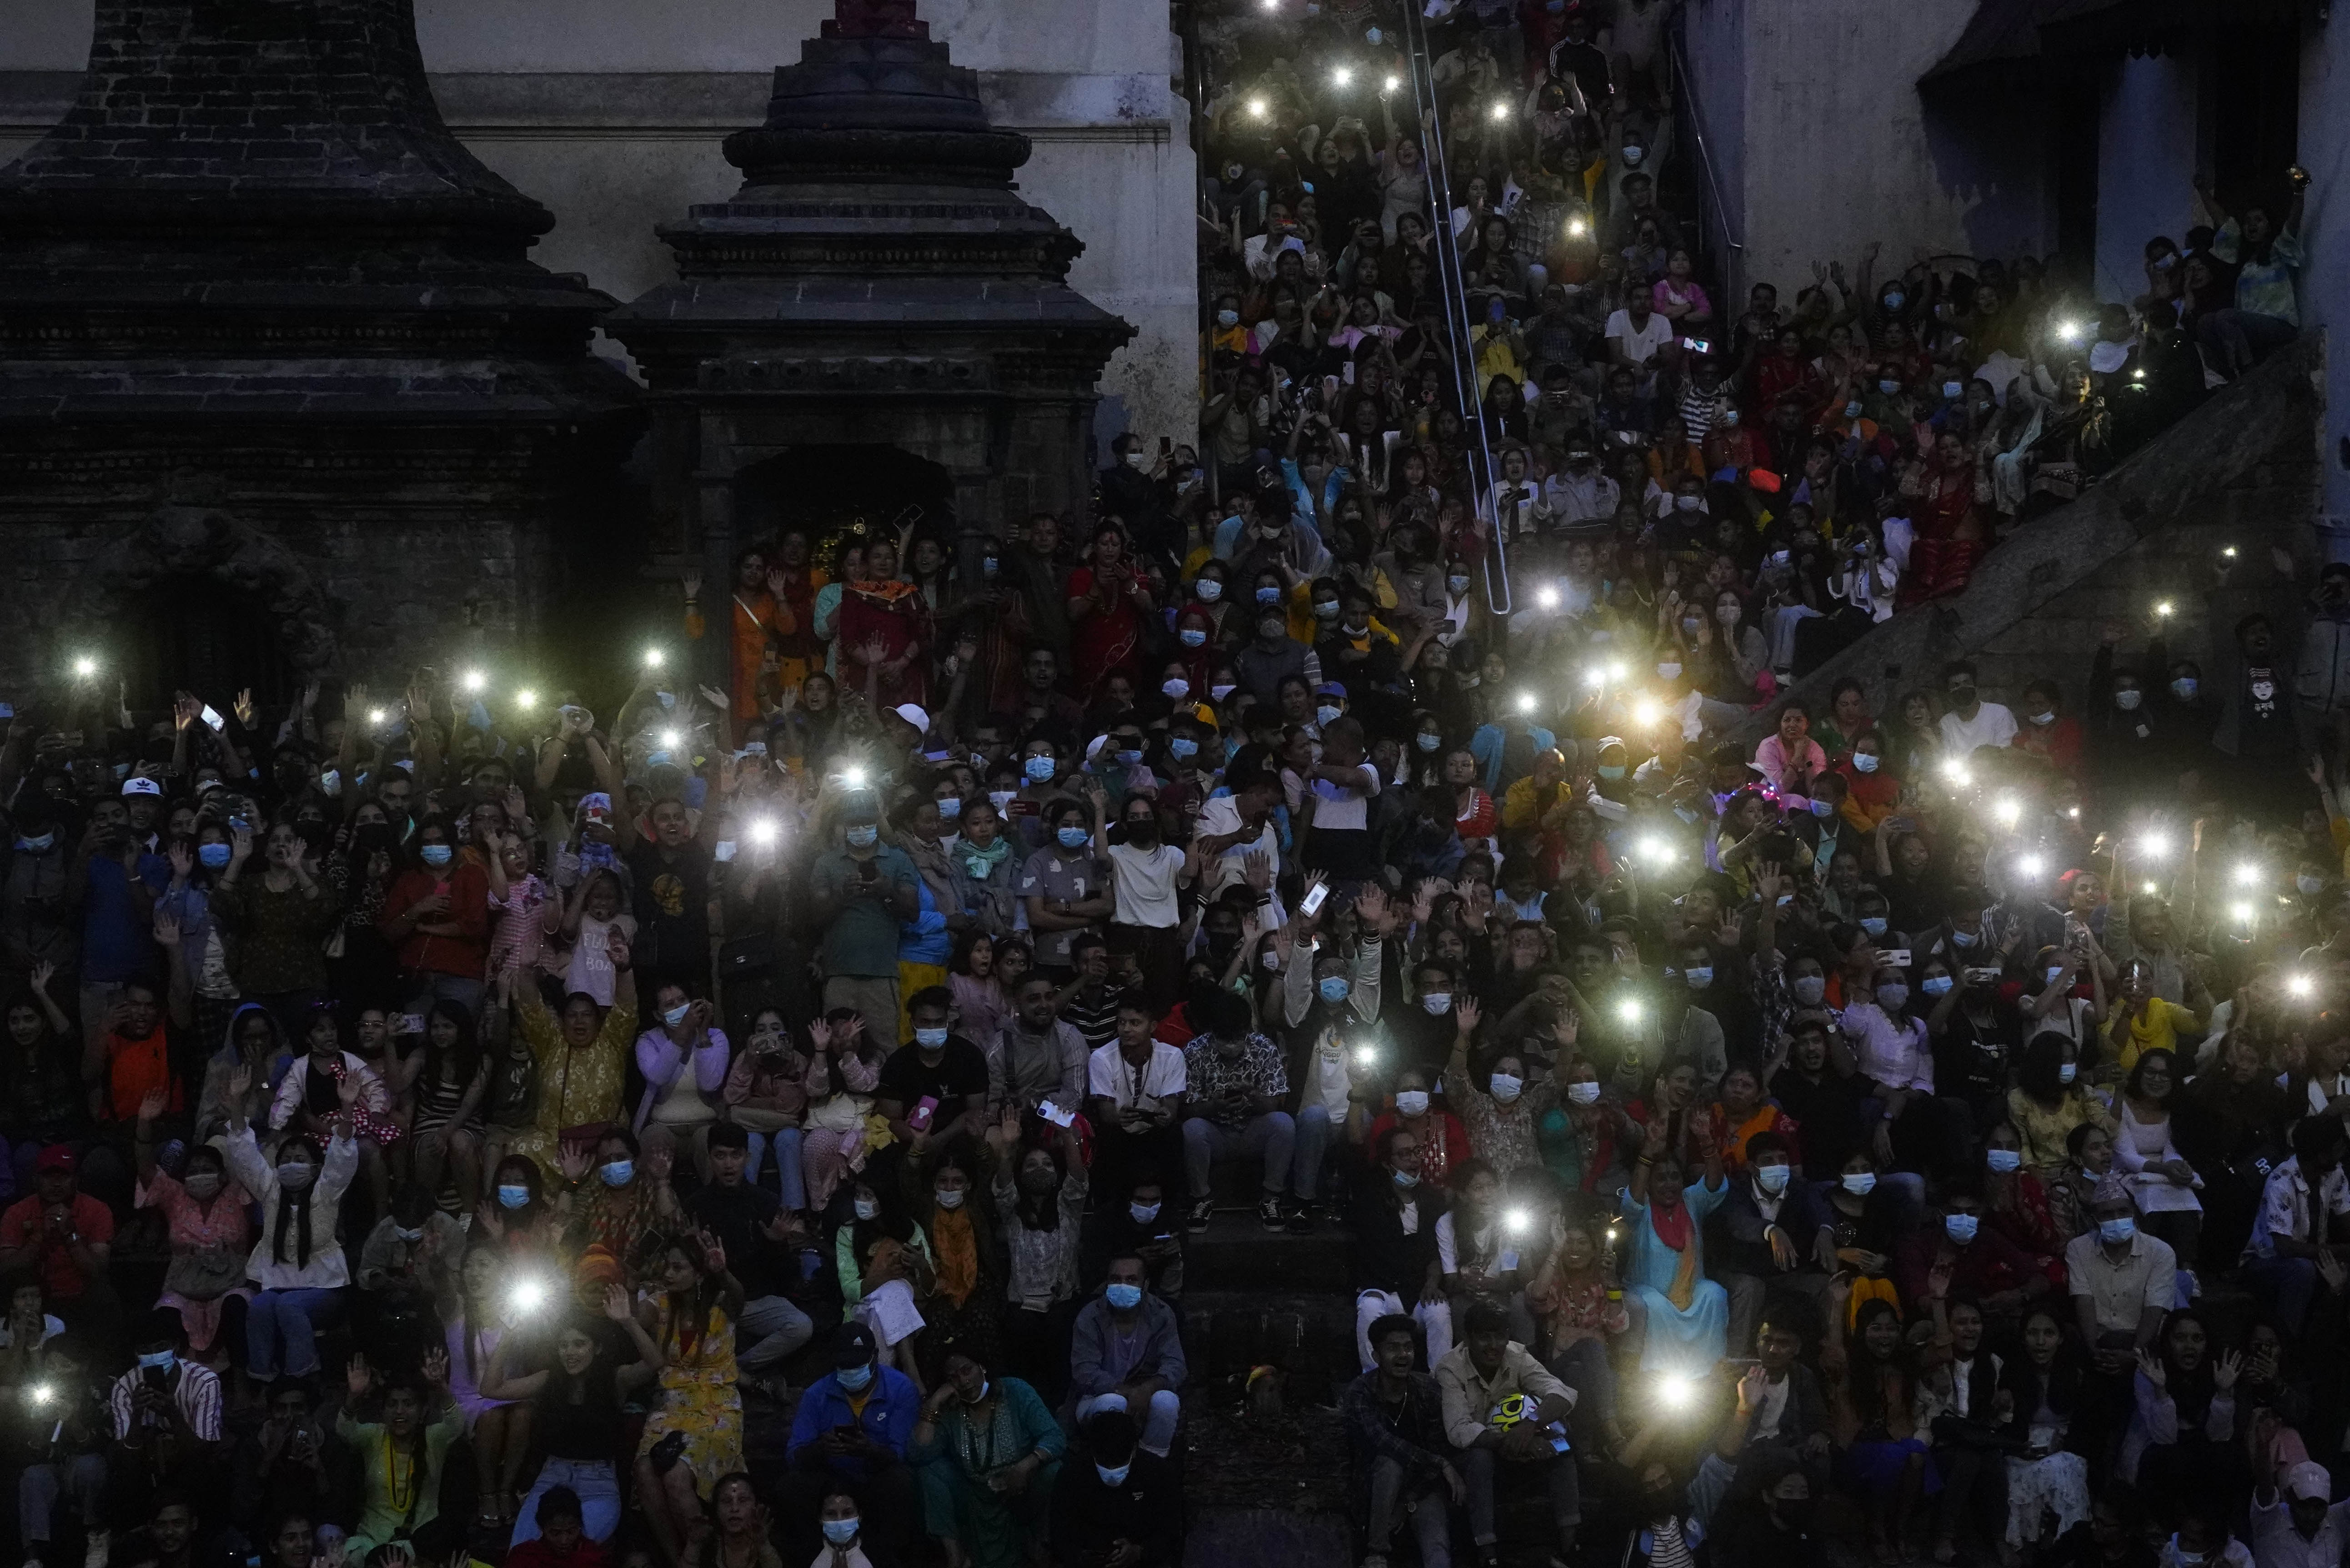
[1748,469,1783,494]
[35,1146,75,1175]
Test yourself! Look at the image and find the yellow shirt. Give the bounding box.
[2105,998,2204,1073]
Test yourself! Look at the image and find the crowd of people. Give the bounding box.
[0,5,2336,1568]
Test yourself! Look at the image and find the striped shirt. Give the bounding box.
[109,1361,223,1444]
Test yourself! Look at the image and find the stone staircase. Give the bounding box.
[1732,337,2325,742]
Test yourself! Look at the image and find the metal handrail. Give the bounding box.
[1400,0,1513,619]
[1667,25,1744,308]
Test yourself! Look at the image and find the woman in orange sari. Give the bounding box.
[839,536,930,712]
[1065,523,1156,704]
[686,547,797,740]
[1898,429,1986,607]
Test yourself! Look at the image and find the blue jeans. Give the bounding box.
[1291,1103,1332,1201]
[1075,1389,1181,1458]
[512,1457,623,1543]
[746,1127,806,1210]
[248,1287,344,1380]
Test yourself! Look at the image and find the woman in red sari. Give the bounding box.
[1065,523,1156,703]
[838,536,929,711]
[1898,429,1987,607]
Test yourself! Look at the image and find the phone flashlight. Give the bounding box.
[643,648,666,668]
[842,767,869,788]
[509,1277,549,1317]
[2017,854,2045,879]
[2290,974,2315,998]
[1616,998,1642,1025]
[27,1384,51,1407]
[1517,692,1539,714]
[71,657,97,680]
[1354,1046,1378,1068]
[460,670,487,694]
[750,819,780,847]
[1992,796,2020,827]
[2154,600,2174,618]
[515,689,537,710]
[659,729,683,749]
[2141,831,2170,859]
[369,707,389,726]
[1656,1373,1695,1410]
[1504,1208,1530,1235]
[2233,863,2260,887]
[1535,585,1560,610]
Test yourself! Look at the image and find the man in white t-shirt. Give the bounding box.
[1086,995,1190,1200]
[1937,660,2019,757]
[1606,292,1676,370]
[1101,788,1196,1011]
[1195,767,1283,896]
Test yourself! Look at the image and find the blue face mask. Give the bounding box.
[1684,966,1713,989]
[2058,1062,2078,1084]
[1195,580,1223,603]
[1180,628,1208,648]
[938,797,962,820]
[14,834,55,854]
[1597,764,1626,781]
[198,842,232,869]
[1318,976,1351,1004]
[1944,1214,1979,1244]
[835,1364,874,1392]
[1852,751,1880,772]
[1105,1282,1144,1311]
[1057,826,1090,850]
[1755,1163,1790,1194]
[821,1519,861,1547]
[1115,749,1144,766]
[1316,704,1342,727]
[1024,755,1056,783]
[1416,733,1442,752]
[662,1002,691,1028]
[1883,291,1906,312]
[845,825,878,849]
[2172,677,2199,699]
[1922,975,1953,996]
[498,1184,531,1209]
[601,1160,634,1187]
[1096,1461,1134,1486]
[1391,1166,1420,1188]
[1861,916,1887,936]
[1810,798,1836,819]
[2098,1216,2135,1244]
[420,844,453,869]
[1986,1149,2021,1173]
[137,1350,176,1375]
[915,1027,949,1049]
[1170,737,1199,760]
[1255,586,1281,605]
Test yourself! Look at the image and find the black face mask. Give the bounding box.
[1948,684,1976,707]
[355,823,399,854]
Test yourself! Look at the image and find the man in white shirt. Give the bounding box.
[1541,444,1619,529]
[1086,997,1189,1200]
[1299,716,1382,881]
[1194,768,1283,897]
[1936,660,2019,756]
[2243,1119,2350,1336]
[1606,292,1676,371]
[1100,788,1195,1013]
[2251,1458,2350,1568]
[1479,444,1547,540]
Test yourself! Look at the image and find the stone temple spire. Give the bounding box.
[826,0,930,40]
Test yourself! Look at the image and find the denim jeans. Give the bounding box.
[19,1455,106,1546]
[746,1127,807,1210]
[1075,1389,1181,1457]
[1461,1443,1579,1550]
[1290,1103,1332,1201]
[1367,1453,1453,1567]
[512,1457,622,1543]
[737,1294,815,1373]
[248,1287,344,1380]
[1183,1112,1296,1198]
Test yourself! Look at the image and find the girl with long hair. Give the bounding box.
[436,1244,530,1526]
[485,1289,662,1544]
[222,1061,360,1390]
[1823,1290,1937,1563]
[2120,1309,2240,1491]
[409,1001,488,1213]
[1994,1305,2093,1551]
[632,1231,748,1568]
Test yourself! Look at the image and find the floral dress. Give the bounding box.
[508,993,636,1180]
[137,1169,255,1353]
[636,1294,743,1499]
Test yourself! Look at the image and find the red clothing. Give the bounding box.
[0,1192,114,1300]
[1365,1108,1473,1190]
[381,864,492,979]
[1453,787,1497,840]
[1893,1223,2040,1312]
[1835,760,1903,833]
[505,1538,612,1568]
[2014,714,2084,776]
[105,1029,181,1123]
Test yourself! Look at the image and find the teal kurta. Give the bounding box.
[1621,1176,1732,1372]
[909,1376,1067,1568]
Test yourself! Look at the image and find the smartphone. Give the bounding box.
[713,840,737,864]
[1683,337,1712,355]
[1964,967,2003,986]
[1881,948,1913,968]
[909,1096,938,1134]
[1299,882,1329,918]
[1038,1100,1078,1129]
[396,1013,427,1036]
[200,705,226,733]
[1159,435,1172,455]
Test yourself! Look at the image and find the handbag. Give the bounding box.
[163,1243,249,1302]
[718,930,777,980]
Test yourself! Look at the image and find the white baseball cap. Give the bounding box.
[890,704,930,732]
[121,776,162,799]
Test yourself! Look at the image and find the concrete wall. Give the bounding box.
[2299,15,2350,558]
[2093,53,2199,307]
[1678,0,2053,301]
[0,0,1199,462]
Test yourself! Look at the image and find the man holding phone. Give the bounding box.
[808,794,919,1050]
[781,1325,919,1564]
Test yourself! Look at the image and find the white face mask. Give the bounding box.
[1567,1081,1602,1105]
[1395,1090,1431,1118]
[1488,1074,1523,1103]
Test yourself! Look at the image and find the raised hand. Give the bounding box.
[1454,996,1481,1035]
[698,1226,727,1274]
[681,570,703,601]
[2136,1347,2167,1392]
[1356,882,1394,936]
[605,925,632,970]
[138,1086,168,1124]
[344,682,369,724]
[604,1283,634,1322]
[557,1142,593,1184]
[234,689,257,728]
[336,1071,363,1108]
[346,1351,374,1402]
[420,1345,449,1388]
[168,842,194,880]
[227,1063,253,1102]
[1244,848,1273,893]
[29,961,53,996]
[2214,1349,2242,1392]
[153,908,181,948]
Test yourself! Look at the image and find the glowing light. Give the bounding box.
[2154,600,2174,618]
[1248,97,1269,118]
[508,1277,548,1317]
[1383,75,1401,94]
[1504,1208,1530,1234]
[643,648,666,668]
[2290,974,2316,998]
[659,729,683,749]
[2231,901,2255,924]
[1583,667,1605,688]
[842,767,869,789]
[2056,319,2082,343]
[2223,546,2239,559]
[460,670,486,694]
[1607,662,1627,682]
[368,707,388,725]
[2018,854,2045,879]
[749,819,779,847]
[2068,807,2081,819]
[1536,584,1560,610]
[1992,796,2021,827]
[1331,66,1353,87]
[2133,369,2147,381]
[1355,1045,1378,1067]
[1516,692,1538,714]
[1632,698,1661,728]
[1941,759,1973,788]
[1567,216,1589,238]
[27,1384,51,1407]
[2141,831,2170,859]
[71,657,97,679]
[1639,837,1675,866]
[2234,863,2261,887]
[1657,1373,1696,1410]
[1489,101,1510,121]
[514,689,537,710]
[2142,881,2158,895]
[1616,998,1643,1025]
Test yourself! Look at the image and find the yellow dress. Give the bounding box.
[636,1295,743,1498]
[508,993,637,1180]
[2006,1083,2115,1176]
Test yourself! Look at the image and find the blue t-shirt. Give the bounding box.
[81,852,170,983]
